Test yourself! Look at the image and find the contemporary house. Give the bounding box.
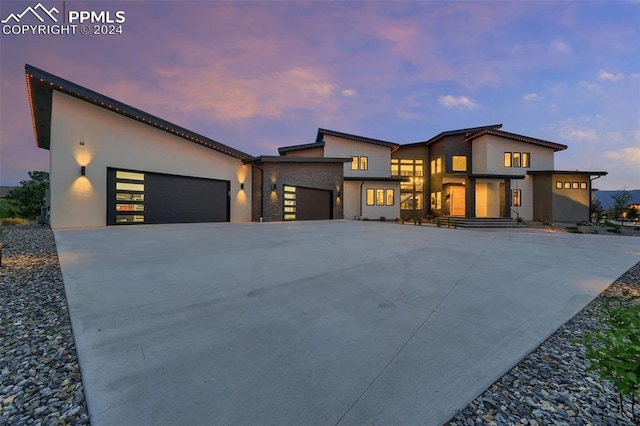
[25,64,606,228]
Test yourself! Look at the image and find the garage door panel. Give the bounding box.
[107,168,229,225]
[295,187,332,220]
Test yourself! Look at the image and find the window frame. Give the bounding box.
[504,152,512,168]
[452,155,467,172]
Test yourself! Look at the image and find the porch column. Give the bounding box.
[503,179,511,218]
[465,178,476,218]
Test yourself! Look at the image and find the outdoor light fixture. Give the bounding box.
[80,166,86,176]
[240,183,244,190]
[337,191,341,198]
[272,183,277,191]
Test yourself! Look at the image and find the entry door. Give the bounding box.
[450,187,465,216]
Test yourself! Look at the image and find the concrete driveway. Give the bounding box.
[54,221,639,425]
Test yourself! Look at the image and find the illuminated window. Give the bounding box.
[116,182,144,192]
[580,182,587,190]
[436,192,442,209]
[116,193,144,201]
[435,158,442,174]
[360,156,368,170]
[556,181,563,189]
[522,153,530,168]
[391,159,399,176]
[430,160,436,175]
[351,156,368,171]
[376,189,385,206]
[366,188,374,206]
[283,186,296,220]
[400,164,413,176]
[116,171,144,181]
[386,189,394,206]
[513,189,521,206]
[116,204,144,212]
[572,182,579,189]
[564,182,571,189]
[504,152,512,167]
[513,152,521,168]
[116,215,144,223]
[415,164,423,176]
[452,156,467,171]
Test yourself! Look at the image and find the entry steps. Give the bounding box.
[437,216,521,228]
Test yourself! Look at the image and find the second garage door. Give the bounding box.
[284,185,332,221]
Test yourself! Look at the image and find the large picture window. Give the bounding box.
[452,156,467,171]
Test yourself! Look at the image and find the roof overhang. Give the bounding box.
[316,128,399,151]
[25,64,255,161]
[468,174,527,180]
[527,170,608,176]
[277,142,325,155]
[466,130,568,152]
[246,156,352,165]
[345,176,410,182]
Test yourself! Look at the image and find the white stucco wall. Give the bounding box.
[322,135,392,178]
[49,91,251,228]
[472,135,555,175]
[343,181,361,220]
[360,182,400,220]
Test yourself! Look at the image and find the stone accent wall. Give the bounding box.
[252,162,344,222]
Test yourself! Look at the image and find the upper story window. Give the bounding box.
[452,156,467,172]
[351,156,368,171]
[430,158,442,174]
[504,152,530,168]
[391,159,423,177]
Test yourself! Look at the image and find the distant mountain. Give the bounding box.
[595,189,640,210]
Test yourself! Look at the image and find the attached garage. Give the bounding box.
[107,168,230,225]
[283,185,332,221]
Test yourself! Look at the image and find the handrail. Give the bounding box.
[510,208,520,225]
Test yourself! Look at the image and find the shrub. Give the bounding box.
[566,226,583,233]
[1,218,29,226]
[583,292,640,424]
[543,221,553,227]
[361,217,369,221]
[379,216,386,222]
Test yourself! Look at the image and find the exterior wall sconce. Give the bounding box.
[80,166,86,176]
[240,183,244,190]
[337,191,341,198]
[272,183,277,191]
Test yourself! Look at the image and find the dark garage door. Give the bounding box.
[295,187,332,220]
[107,168,229,225]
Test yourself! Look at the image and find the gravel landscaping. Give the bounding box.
[0,224,638,425]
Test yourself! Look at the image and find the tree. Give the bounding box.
[6,171,49,219]
[612,188,632,223]
[591,198,604,222]
[627,206,639,222]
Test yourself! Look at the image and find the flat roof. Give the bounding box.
[25,64,254,161]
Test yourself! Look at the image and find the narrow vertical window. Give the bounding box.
[504,152,512,167]
[351,156,358,170]
[522,153,530,168]
[386,189,394,206]
[391,159,399,176]
[513,189,521,206]
[366,188,374,206]
[435,158,442,173]
[376,189,384,206]
[513,152,521,168]
[436,192,442,209]
[360,156,368,170]
[430,160,436,175]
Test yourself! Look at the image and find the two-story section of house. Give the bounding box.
[279,129,403,220]
[394,124,607,222]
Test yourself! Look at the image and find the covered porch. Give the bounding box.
[441,174,525,218]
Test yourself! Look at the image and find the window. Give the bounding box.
[116,182,144,192]
[522,153,530,168]
[116,171,144,181]
[556,181,563,189]
[513,152,521,168]
[391,159,398,176]
[386,189,394,206]
[283,186,296,220]
[436,192,442,209]
[116,193,144,201]
[504,152,512,167]
[366,188,374,206]
[116,204,144,212]
[452,156,467,171]
[572,182,579,189]
[430,160,436,175]
[116,215,144,223]
[366,188,394,206]
[580,182,587,189]
[351,156,368,171]
[436,158,442,173]
[564,182,571,189]
[513,189,521,206]
[114,169,146,225]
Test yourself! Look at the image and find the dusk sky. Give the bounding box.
[1,1,638,190]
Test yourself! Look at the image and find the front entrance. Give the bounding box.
[449,186,465,216]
